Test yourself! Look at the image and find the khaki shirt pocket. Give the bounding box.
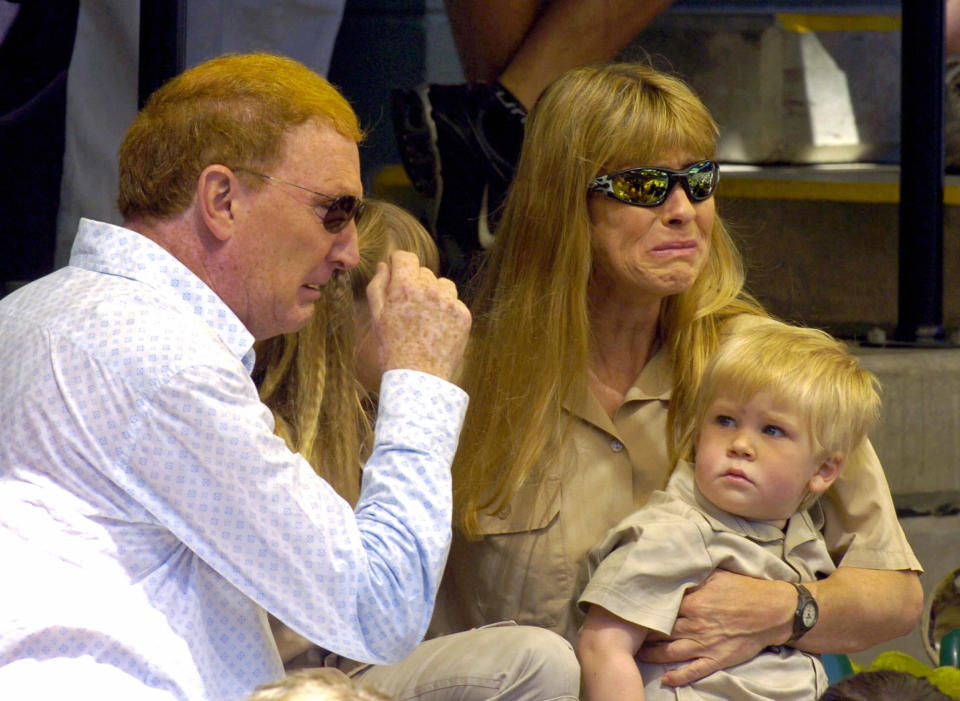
[434,476,581,642]
[473,476,562,534]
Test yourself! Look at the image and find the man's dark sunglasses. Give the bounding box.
[235,168,364,233]
[588,160,720,207]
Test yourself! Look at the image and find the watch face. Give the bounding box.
[801,602,818,628]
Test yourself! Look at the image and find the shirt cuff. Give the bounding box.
[375,369,469,463]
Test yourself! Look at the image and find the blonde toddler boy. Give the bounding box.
[578,321,882,700]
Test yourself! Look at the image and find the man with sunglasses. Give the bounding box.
[0,53,472,700]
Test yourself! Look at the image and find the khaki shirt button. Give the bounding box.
[610,439,624,453]
[497,505,512,519]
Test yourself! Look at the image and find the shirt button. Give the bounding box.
[497,505,512,519]
[610,439,624,453]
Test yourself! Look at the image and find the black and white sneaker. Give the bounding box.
[390,82,525,289]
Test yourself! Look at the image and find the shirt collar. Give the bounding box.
[667,460,823,546]
[624,344,673,402]
[69,218,257,373]
[564,343,673,428]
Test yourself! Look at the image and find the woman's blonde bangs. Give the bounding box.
[541,63,717,176]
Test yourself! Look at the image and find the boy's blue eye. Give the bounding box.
[763,424,786,437]
[715,415,735,427]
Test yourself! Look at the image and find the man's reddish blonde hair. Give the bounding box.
[118,52,363,220]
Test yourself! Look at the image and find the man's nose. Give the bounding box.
[330,222,360,270]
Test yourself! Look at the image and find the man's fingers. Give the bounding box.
[366,261,389,319]
[385,249,421,285]
[436,276,459,299]
[366,250,471,382]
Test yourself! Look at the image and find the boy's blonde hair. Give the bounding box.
[246,668,392,701]
[691,320,881,462]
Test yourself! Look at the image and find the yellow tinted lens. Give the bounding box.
[613,169,669,204]
[687,163,716,200]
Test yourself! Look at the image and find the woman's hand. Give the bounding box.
[636,567,923,687]
[636,570,794,686]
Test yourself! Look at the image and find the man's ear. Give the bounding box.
[197,165,239,242]
[807,453,843,496]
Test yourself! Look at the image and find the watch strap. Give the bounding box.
[785,582,818,645]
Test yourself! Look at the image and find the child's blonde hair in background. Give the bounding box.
[246,668,392,701]
[255,199,439,504]
[692,319,881,463]
[350,199,439,299]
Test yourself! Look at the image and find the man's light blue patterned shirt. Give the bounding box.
[0,219,468,700]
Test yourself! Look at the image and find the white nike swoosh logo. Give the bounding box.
[478,185,496,250]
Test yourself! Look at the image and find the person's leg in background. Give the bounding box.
[53,0,139,268]
[0,1,80,294]
[442,0,541,86]
[392,0,676,289]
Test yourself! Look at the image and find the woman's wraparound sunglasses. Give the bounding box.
[587,160,720,207]
[234,168,364,233]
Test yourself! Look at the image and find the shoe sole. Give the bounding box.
[391,87,443,207]
[417,85,444,234]
[393,84,497,276]
[477,184,495,250]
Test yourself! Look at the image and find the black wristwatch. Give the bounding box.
[786,583,818,645]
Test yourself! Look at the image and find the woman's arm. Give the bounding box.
[800,567,922,651]
[637,567,922,686]
[578,605,650,701]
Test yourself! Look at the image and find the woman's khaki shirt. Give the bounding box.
[429,331,923,646]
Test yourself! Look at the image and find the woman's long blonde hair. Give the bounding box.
[453,62,766,537]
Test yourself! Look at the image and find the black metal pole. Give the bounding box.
[896,0,945,342]
[138,0,185,109]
